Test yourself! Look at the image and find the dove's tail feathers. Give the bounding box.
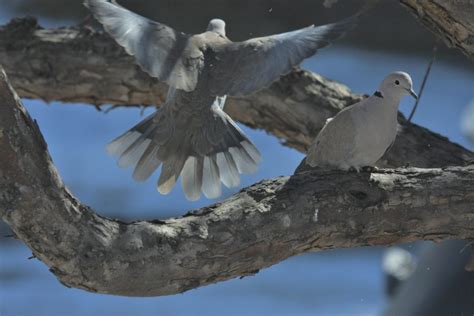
[178,112,261,201]
[181,156,204,201]
[106,113,164,181]
[106,113,157,172]
[106,99,261,201]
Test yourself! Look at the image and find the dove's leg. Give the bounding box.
[348,166,361,173]
[361,166,379,172]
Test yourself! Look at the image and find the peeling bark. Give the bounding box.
[0,18,472,166]
[1,68,473,296]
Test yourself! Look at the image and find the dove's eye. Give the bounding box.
[395,80,400,85]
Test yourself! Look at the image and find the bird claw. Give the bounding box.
[348,166,361,173]
[361,166,378,172]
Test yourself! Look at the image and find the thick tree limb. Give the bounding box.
[1,68,474,296]
[400,0,474,59]
[1,2,473,298]
[1,18,473,167]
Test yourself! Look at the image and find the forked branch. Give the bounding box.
[1,68,473,296]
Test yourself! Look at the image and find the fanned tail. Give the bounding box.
[106,99,261,201]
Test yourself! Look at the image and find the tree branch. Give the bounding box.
[1,1,473,297]
[1,18,472,167]
[1,67,474,296]
[400,0,474,59]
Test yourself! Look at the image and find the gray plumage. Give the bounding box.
[85,0,362,200]
[306,72,417,171]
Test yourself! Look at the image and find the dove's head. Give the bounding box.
[207,19,226,36]
[379,72,417,100]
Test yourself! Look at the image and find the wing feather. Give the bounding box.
[84,0,203,91]
[209,14,359,96]
[306,107,357,168]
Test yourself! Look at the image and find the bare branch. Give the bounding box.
[1,67,473,296]
[0,18,472,168]
[408,44,438,123]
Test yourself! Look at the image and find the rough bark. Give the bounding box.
[1,68,474,296]
[1,6,474,296]
[0,18,473,167]
[400,0,474,59]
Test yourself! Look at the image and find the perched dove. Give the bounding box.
[306,72,417,171]
[85,0,364,200]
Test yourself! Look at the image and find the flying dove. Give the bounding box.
[85,0,364,200]
[306,72,417,171]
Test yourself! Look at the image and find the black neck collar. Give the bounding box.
[373,91,384,98]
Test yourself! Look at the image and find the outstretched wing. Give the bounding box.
[84,0,203,91]
[209,15,359,96]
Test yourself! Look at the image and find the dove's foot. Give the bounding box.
[361,166,378,172]
[348,166,361,173]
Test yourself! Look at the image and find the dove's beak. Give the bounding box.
[408,88,418,99]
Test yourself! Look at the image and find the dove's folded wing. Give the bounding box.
[85,0,203,91]
[209,15,359,96]
[306,108,357,168]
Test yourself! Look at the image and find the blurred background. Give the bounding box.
[0,0,473,315]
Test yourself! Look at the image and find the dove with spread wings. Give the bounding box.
[85,0,365,201]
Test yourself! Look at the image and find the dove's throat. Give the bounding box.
[376,90,402,115]
[367,94,400,125]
